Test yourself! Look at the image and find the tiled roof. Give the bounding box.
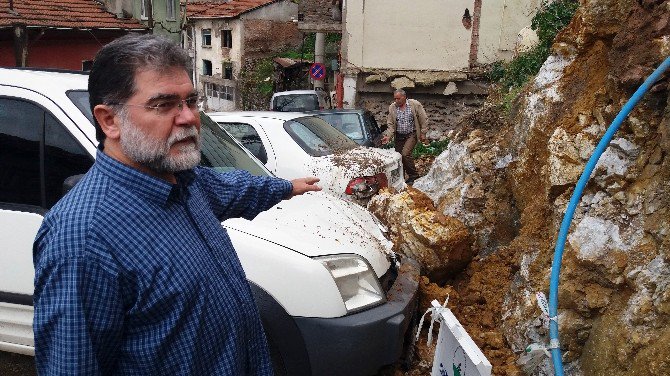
[184,0,278,19]
[0,0,147,30]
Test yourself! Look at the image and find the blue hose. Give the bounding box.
[548,56,670,375]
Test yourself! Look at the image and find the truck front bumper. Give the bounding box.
[294,257,420,376]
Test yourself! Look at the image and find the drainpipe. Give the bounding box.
[468,0,482,68]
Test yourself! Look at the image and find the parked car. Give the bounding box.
[270,89,331,111]
[311,108,386,147]
[208,111,405,203]
[0,68,419,376]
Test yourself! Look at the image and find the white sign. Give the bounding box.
[430,300,492,376]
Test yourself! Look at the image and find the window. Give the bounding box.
[223,62,233,79]
[44,114,94,208]
[141,0,152,19]
[166,0,176,20]
[0,98,93,209]
[283,116,357,157]
[219,123,268,163]
[222,30,232,48]
[202,29,212,47]
[203,59,212,76]
[221,86,234,101]
[318,113,365,142]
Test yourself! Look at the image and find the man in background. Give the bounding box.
[381,89,428,185]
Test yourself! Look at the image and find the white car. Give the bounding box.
[208,111,405,203]
[0,68,419,376]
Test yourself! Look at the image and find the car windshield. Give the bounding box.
[283,116,358,157]
[67,91,270,176]
[273,94,319,111]
[316,113,365,144]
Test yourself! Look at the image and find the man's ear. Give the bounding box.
[93,104,121,140]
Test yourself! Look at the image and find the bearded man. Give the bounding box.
[32,34,320,375]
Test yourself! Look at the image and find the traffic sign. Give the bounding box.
[309,62,326,81]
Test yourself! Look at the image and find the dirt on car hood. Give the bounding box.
[223,191,393,276]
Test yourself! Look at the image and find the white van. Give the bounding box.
[0,68,419,376]
[270,89,331,111]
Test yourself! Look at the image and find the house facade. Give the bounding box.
[333,0,542,137]
[0,0,147,69]
[102,0,182,42]
[184,0,300,111]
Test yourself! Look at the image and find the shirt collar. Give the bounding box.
[95,149,190,206]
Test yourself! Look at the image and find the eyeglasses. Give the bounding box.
[111,96,202,116]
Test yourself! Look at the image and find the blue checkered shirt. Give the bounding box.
[395,104,414,135]
[33,150,292,375]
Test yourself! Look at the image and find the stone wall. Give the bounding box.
[357,92,487,141]
[298,0,341,32]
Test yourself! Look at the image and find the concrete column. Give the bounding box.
[313,32,325,90]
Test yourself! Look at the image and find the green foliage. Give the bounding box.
[254,58,274,95]
[412,139,450,158]
[532,0,579,47]
[382,139,451,158]
[487,0,579,92]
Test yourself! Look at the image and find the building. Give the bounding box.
[0,0,147,69]
[102,0,182,42]
[183,0,300,111]
[303,0,544,136]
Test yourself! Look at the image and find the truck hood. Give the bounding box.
[223,191,393,276]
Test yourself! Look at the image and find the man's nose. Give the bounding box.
[175,105,198,126]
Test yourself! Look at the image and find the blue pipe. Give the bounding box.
[548,56,670,375]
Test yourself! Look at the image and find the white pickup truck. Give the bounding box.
[0,68,419,375]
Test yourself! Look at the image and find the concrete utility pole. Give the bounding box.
[313,32,325,90]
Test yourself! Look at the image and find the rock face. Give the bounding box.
[374,0,670,374]
[368,187,473,283]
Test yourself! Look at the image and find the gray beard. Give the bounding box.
[118,112,201,173]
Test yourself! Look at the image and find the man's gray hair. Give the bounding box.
[394,89,407,96]
[88,33,192,142]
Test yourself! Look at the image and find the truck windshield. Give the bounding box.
[66,91,270,176]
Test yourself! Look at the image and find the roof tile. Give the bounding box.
[0,0,147,30]
[183,0,278,19]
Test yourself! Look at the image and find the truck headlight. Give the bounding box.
[316,254,386,314]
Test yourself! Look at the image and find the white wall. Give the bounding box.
[478,0,541,62]
[343,0,541,72]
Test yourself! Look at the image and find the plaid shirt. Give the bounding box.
[395,103,415,135]
[33,150,291,375]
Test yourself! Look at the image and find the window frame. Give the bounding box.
[141,0,152,20]
[201,28,212,47]
[166,0,176,20]
[202,59,213,76]
[222,29,233,48]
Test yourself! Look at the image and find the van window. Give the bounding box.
[272,94,319,112]
[0,98,94,209]
[0,98,42,207]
